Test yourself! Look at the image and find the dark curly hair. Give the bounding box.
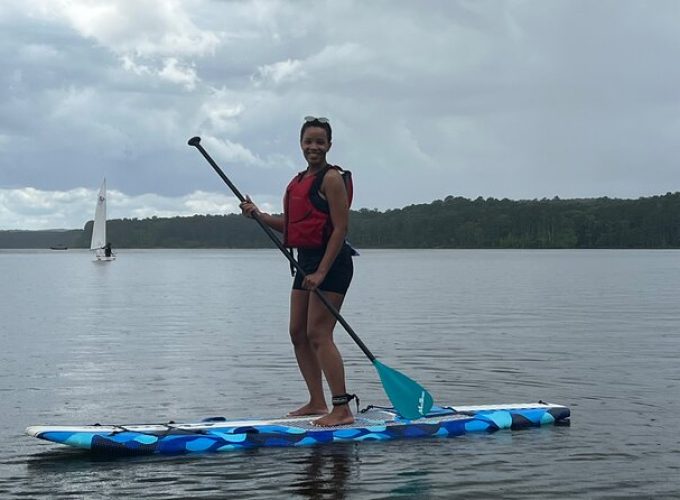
[300,118,332,143]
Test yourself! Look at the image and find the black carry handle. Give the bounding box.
[188,136,376,362]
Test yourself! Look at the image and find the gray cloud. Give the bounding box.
[1,0,679,229]
[0,185,282,230]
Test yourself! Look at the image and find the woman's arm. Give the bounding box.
[239,197,284,233]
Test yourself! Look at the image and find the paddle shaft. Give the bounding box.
[189,137,376,362]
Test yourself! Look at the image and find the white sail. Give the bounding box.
[90,179,108,258]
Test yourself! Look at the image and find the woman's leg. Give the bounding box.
[306,291,355,426]
[287,289,328,416]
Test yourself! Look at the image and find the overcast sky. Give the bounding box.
[1,0,679,230]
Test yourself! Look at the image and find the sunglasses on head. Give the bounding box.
[304,116,330,124]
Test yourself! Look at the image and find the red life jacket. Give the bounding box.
[283,165,353,249]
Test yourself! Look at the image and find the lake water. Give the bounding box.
[1,249,679,499]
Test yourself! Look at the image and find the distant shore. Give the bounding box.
[2,192,679,249]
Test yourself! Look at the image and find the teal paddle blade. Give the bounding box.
[373,359,434,419]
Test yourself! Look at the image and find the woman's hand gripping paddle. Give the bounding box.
[188,136,434,419]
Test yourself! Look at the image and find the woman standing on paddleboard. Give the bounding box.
[239,116,357,427]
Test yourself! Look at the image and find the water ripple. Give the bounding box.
[2,249,679,498]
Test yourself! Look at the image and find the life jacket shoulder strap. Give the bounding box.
[309,165,353,213]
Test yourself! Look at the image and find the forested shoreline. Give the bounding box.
[2,192,679,249]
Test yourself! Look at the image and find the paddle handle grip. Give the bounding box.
[188,136,376,362]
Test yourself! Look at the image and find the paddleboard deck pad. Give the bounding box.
[25,401,570,456]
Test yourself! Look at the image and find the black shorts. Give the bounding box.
[293,244,354,295]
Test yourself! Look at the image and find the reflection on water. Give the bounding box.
[22,442,361,500]
[286,444,357,499]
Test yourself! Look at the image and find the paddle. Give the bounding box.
[188,136,434,419]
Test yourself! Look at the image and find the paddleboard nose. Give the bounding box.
[25,426,42,437]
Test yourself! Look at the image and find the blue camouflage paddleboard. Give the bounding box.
[25,401,570,456]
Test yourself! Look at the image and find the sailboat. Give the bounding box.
[90,179,115,262]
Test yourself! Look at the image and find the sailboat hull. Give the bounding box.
[94,256,116,262]
[93,248,115,262]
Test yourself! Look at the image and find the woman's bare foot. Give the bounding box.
[287,402,328,417]
[313,406,354,427]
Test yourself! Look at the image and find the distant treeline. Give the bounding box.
[0,229,84,249]
[2,192,680,249]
